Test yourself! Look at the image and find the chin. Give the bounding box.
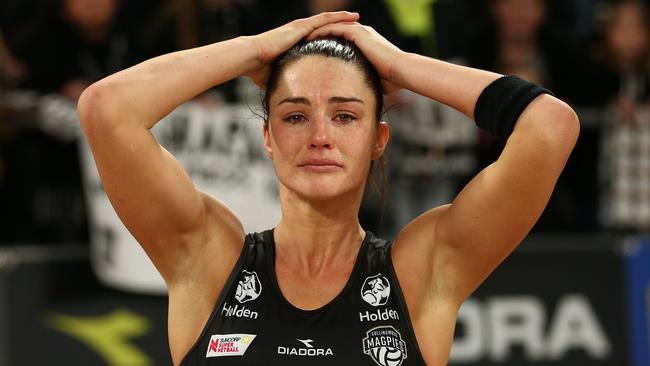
[298,183,349,202]
[306,189,349,202]
[281,176,360,203]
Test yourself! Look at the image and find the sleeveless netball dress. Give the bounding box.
[180,230,426,366]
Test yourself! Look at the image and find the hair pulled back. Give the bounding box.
[263,37,384,122]
[261,37,389,213]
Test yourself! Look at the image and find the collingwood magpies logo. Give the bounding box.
[361,274,391,306]
[362,326,408,366]
[235,270,262,303]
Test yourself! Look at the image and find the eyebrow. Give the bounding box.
[277,96,364,106]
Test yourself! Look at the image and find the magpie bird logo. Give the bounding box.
[361,274,391,306]
[235,270,262,303]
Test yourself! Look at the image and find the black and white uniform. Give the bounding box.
[180,230,426,366]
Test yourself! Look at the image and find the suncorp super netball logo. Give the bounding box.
[362,326,408,366]
[206,334,256,357]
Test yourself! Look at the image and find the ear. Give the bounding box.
[372,121,390,160]
[263,122,273,159]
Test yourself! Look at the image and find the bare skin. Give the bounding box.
[264,54,387,311]
[77,11,579,366]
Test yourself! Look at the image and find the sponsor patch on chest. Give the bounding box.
[361,274,391,306]
[277,338,334,357]
[206,334,256,357]
[362,326,408,366]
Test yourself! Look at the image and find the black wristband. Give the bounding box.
[474,75,553,143]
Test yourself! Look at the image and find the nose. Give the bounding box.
[309,116,333,150]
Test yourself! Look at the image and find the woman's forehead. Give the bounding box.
[270,56,375,105]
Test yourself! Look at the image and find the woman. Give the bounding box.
[77,11,579,366]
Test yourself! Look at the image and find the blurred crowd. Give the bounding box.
[1,0,650,245]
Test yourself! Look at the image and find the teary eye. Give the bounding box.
[335,113,356,123]
[284,114,306,123]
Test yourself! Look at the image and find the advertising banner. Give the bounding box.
[0,258,171,366]
[625,237,650,366]
[449,238,629,366]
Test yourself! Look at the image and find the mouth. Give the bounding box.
[298,159,343,172]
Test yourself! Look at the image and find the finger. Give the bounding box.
[307,23,361,41]
[306,22,361,41]
[306,11,359,30]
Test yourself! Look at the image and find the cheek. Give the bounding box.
[268,118,377,164]
[343,129,373,155]
[339,125,377,168]
[267,122,310,169]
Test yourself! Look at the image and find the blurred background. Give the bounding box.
[1,0,649,365]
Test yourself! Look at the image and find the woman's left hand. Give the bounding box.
[307,20,405,95]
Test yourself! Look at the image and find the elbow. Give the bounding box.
[551,99,580,153]
[77,84,94,128]
[77,80,117,139]
[530,96,580,156]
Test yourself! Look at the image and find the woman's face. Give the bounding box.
[607,3,649,66]
[492,0,546,43]
[63,0,118,31]
[264,56,388,201]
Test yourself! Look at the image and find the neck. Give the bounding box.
[274,184,366,275]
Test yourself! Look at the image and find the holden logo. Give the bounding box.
[235,270,262,303]
[361,274,391,306]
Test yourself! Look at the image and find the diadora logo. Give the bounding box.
[206,334,256,358]
[360,308,400,322]
[236,270,262,303]
[222,302,258,319]
[277,338,334,357]
[361,274,391,306]
[362,326,408,366]
[297,339,314,348]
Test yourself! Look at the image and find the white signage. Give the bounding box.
[79,103,280,294]
[450,294,612,363]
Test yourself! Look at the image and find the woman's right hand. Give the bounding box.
[304,21,405,95]
[244,11,359,89]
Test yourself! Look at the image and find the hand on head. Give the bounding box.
[305,21,403,95]
[246,12,403,95]
[246,11,359,88]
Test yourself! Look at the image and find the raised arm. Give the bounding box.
[77,12,360,282]
[77,37,254,284]
[389,53,579,303]
[308,22,580,304]
[78,13,361,364]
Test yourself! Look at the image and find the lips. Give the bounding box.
[298,159,343,171]
[299,159,342,167]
